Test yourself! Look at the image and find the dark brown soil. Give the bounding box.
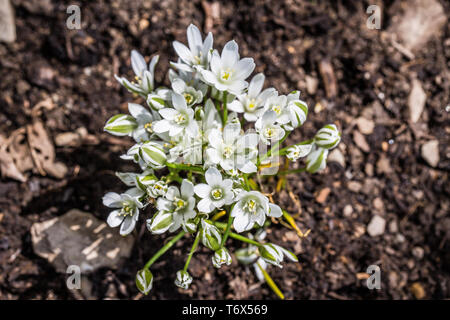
[0,0,449,300]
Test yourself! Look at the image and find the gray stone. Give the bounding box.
[367,215,386,237]
[0,0,16,43]
[31,209,134,273]
[421,140,439,167]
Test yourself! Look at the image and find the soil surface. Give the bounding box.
[0,0,449,300]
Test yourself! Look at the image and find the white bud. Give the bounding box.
[212,247,232,268]
[140,142,167,168]
[175,270,193,290]
[306,146,328,173]
[147,211,173,235]
[200,220,222,251]
[104,114,137,136]
[136,268,153,295]
[314,124,341,149]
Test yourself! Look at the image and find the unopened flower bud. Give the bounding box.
[147,211,173,235]
[212,247,232,268]
[314,124,341,149]
[175,270,193,290]
[136,268,153,295]
[306,146,328,173]
[200,220,222,251]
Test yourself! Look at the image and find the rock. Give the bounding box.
[0,0,16,43]
[367,215,386,237]
[389,220,398,233]
[305,75,318,95]
[347,181,362,193]
[315,187,331,204]
[31,209,134,273]
[343,205,353,217]
[373,198,384,211]
[353,130,370,153]
[327,148,345,168]
[412,247,424,260]
[410,282,425,299]
[421,140,439,167]
[389,0,446,52]
[408,79,427,123]
[376,154,393,175]
[356,117,375,135]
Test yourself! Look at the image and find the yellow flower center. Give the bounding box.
[174,113,187,124]
[221,68,233,81]
[120,205,133,217]
[144,122,153,133]
[183,93,194,104]
[244,199,257,214]
[264,127,275,138]
[211,188,223,200]
[174,198,186,211]
[223,146,234,159]
[272,105,282,115]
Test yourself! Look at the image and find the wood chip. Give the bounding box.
[315,187,331,204]
[319,59,337,99]
[408,79,426,123]
[353,130,370,152]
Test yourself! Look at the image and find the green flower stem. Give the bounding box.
[166,162,204,173]
[243,174,250,191]
[183,230,201,272]
[144,231,186,269]
[223,91,228,124]
[228,232,261,246]
[210,220,262,247]
[278,167,306,175]
[220,210,234,248]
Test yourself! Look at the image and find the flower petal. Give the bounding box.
[181,179,194,198]
[131,50,146,77]
[205,167,222,186]
[194,183,211,198]
[221,40,239,67]
[248,73,265,98]
[102,192,122,208]
[107,210,124,227]
[120,216,136,236]
[197,198,214,213]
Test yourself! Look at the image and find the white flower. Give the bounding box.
[102,188,145,236]
[200,40,255,95]
[306,145,328,173]
[230,191,282,233]
[206,123,259,173]
[127,103,160,142]
[255,111,285,145]
[171,24,213,72]
[153,93,199,138]
[228,73,277,122]
[194,167,234,213]
[263,93,290,125]
[147,211,173,235]
[175,270,193,289]
[146,179,168,198]
[115,50,159,96]
[314,124,341,149]
[168,134,203,165]
[259,243,298,268]
[286,143,313,161]
[171,78,203,107]
[156,180,197,232]
[212,247,232,268]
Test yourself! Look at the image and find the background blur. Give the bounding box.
[0,0,448,299]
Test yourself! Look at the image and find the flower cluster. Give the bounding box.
[102,24,341,297]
